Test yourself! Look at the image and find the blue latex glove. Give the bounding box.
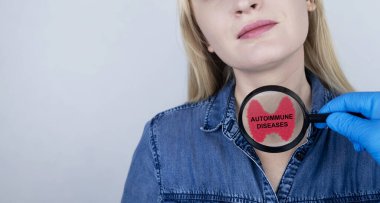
[314,92,380,163]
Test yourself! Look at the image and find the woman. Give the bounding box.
[122,0,380,202]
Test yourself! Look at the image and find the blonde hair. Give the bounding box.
[178,0,354,103]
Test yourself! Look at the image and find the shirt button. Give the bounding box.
[295,152,304,161]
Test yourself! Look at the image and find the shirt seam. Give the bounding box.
[161,191,262,203]
[150,113,165,201]
[287,190,380,202]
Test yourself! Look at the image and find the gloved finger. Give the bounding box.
[325,112,371,144]
[314,122,327,129]
[319,92,380,119]
[353,142,364,152]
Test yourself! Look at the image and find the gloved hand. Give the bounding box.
[314,92,380,164]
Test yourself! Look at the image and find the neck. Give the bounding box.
[234,47,311,114]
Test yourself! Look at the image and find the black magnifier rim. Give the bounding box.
[238,85,310,153]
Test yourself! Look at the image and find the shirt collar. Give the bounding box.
[200,68,336,139]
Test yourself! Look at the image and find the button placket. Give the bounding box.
[295,151,305,162]
[276,126,318,201]
[232,133,280,202]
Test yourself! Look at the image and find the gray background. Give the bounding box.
[0,0,379,202]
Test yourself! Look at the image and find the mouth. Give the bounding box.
[237,19,278,40]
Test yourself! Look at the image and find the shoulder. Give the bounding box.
[145,97,213,136]
[139,97,215,166]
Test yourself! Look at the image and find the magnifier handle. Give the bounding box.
[309,112,366,123]
[308,113,329,123]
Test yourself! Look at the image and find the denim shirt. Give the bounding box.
[122,70,380,203]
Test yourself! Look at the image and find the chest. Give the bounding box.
[158,124,380,202]
[254,135,308,192]
[255,151,293,192]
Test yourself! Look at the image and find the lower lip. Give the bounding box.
[239,23,277,40]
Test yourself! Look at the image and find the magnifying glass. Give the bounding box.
[238,85,334,153]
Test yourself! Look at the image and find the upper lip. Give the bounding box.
[237,19,278,39]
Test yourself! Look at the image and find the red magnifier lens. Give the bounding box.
[238,86,309,153]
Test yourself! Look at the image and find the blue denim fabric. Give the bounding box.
[122,70,380,203]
